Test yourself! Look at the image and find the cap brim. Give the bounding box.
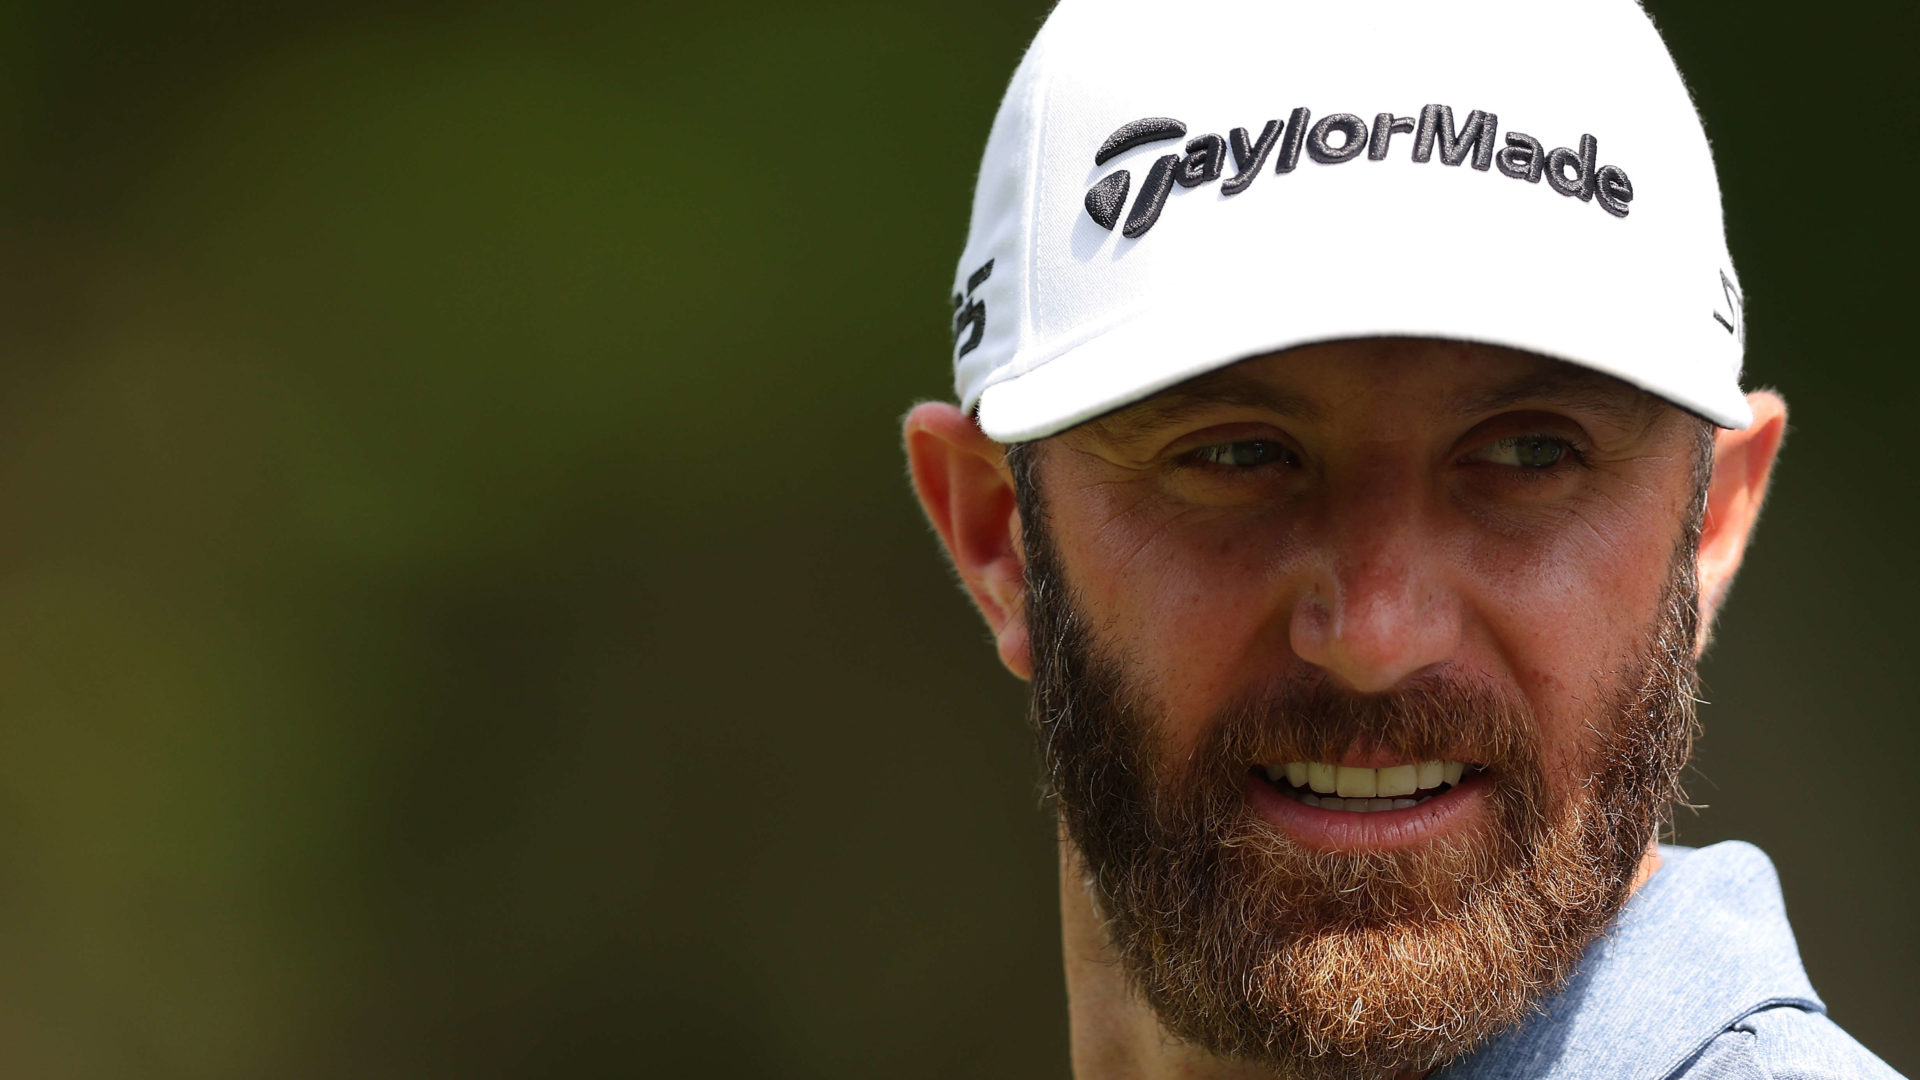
[975,273,1753,442]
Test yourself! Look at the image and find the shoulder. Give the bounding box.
[1672,1006,1907,1080]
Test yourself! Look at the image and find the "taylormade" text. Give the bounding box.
[1084,105,1634,239]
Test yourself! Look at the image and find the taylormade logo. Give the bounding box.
[1084,105,1634,239]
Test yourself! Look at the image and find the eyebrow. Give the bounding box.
[1091,371,1324,443]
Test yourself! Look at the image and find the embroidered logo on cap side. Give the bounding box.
[1083,104,1635,238]
[952,259,995,360]
[1712,269,1744,344]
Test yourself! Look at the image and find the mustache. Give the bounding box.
[1186,670,1543,788]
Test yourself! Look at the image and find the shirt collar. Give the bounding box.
[1437,841,1823,1080]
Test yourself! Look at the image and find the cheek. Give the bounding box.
[1056,496,1307,753]
[1464,509,1680,788]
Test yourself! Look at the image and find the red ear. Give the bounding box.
[1697,390,1787,646]
[903,402,1032,679]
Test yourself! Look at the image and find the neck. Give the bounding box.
[1057,830,1664,1079]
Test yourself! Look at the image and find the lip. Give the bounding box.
[1244,767,1492,851]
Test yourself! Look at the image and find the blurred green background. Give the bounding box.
[0,1,1911,1076]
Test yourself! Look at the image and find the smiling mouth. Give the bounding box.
[1256,760,1485,813]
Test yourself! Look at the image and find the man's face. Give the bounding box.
[1016,339,1709,1078]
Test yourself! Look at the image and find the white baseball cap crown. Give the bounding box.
[949,0,1751,442]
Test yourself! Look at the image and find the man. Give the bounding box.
[902,1,1904,1078]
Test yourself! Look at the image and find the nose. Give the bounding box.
[1287,474,1462,694]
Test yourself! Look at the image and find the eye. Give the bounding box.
[1471,434,1574,469]
[1189,440,1299,468]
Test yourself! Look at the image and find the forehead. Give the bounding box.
[1074,337,1667,446]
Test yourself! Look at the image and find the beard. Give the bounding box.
[1022,497,1703,1079]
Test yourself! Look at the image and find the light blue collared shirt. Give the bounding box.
[1437,841,1903,1079]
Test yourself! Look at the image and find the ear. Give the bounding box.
[903,402,1033,680]
[1695,390,1788,648]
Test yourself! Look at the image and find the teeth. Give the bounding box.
[1335,766,1377,798]
[1266,758,1474,811]
[1376,764,1418,797]
[1311,793,1432,813]
[1306,762,1338,794]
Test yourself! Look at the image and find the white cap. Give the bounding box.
[948,0,1751,442]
